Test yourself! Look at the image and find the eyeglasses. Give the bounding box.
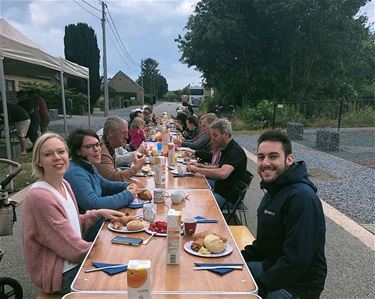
[81,142,103,151]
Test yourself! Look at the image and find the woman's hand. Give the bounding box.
[126,183,138,198]
[98,209,124,220]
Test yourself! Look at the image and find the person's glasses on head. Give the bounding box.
[81,142,103,151]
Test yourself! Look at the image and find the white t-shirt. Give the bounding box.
[31,181,81,272]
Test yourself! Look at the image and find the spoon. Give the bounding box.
[143,232,156,245]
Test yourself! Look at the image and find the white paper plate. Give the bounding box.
[108,222,147,233]
[183,241,233,258]
[170,169,192,175]
[132,197,151,204]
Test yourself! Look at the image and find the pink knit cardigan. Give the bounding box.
[22,180,101,293]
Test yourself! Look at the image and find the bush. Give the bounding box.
[237,99,273,129]
[19,81,88,115]
[275,104,304,127]
[341,105,375,127]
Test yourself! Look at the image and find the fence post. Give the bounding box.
[337,99,343,132]
[272,102,277,129]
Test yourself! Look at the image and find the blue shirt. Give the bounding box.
[64,160,133,212]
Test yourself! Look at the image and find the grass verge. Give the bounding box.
[0,152,36,195]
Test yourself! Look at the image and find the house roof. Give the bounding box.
[108,70,144,91]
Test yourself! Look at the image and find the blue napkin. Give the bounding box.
[128,202,143,209]
[92,262,127,275]
[194,263,243,276]
[194,216,218,223]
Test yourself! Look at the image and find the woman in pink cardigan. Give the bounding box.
[22,132,124,294]
[129,116,146,149]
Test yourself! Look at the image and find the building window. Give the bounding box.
[5,80,15,92]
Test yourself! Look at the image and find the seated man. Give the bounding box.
[96,116,145,181]
[187,118,247,207]
[96,127,146,168]
[242,130,327,298]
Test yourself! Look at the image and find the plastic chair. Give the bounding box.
[222,171,253,226]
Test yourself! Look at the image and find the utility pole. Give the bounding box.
[101,1,109,116]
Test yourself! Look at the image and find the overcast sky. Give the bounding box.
[1,0,374,91]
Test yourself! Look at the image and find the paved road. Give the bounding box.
[1,102,374,298]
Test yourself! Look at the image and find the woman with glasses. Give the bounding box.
[22,132,124,294]
[64,129,137,215]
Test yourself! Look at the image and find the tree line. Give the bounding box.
[176,0,375,109]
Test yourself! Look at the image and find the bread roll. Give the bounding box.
[138,190,152,201]
[111,221,124,230]
[204,234,226,254]
[127,220,148,231]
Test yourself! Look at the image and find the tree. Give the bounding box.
[176,0,375,108]
[136,58,168,103]
[64,23,101,110]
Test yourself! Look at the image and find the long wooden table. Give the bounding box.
[71,189,257,295]
[63,293,261,299]
[126,167,209,190]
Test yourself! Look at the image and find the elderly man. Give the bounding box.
[187,118,247,207]
[96,116,145,181]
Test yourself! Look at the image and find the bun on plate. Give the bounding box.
[127,220,148,231]
[138,190,152,201]
[203,234,226,254]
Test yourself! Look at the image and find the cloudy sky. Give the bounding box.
[1,0,374,90]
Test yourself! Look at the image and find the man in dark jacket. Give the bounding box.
[242,130,327,299]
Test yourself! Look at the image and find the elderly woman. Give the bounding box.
[64,129,137,212]
[23,132,123,294]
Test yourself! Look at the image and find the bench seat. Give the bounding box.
[229,225,255,250]
[37,292,62,299]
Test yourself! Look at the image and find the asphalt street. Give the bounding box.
[1,102,374,298]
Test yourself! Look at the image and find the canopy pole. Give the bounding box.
[0,56,12,160]
[60,70,67,137]
[87,78,91,129]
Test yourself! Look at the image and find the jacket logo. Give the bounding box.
[264,210,275,216]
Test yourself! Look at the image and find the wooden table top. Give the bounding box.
[63,293,261,299]
[71,189,257,295]
[126,165,210,190]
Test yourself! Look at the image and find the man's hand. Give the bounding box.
[138,143,147,154]
[98,209,124,220]
[187,164,200,173]
[133,154,146,170]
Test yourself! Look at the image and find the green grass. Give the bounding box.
[0,152,36,194]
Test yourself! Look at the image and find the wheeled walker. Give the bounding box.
[0,158,23,299]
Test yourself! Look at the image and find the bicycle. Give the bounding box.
[0,158,23,299]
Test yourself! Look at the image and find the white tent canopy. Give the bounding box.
[0,18,91,160]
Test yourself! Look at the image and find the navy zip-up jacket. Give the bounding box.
[242,161,327,298]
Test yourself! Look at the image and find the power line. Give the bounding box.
[106,19,139,73]
[72,0,101,19]
[105,5,140,67]
[81,0,101,12]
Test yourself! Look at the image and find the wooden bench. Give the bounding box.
[37,292,62,299]
[229,225,255,250]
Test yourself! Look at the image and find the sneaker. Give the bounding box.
[21,151,27,155]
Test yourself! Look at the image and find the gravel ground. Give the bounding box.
[234,133,375,225]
